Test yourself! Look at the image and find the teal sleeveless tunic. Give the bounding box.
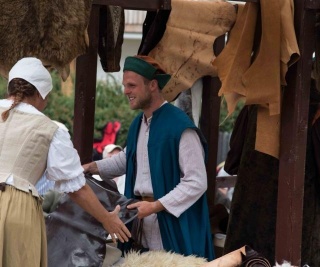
[125,103,214,260]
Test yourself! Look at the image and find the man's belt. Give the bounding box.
[136,195,154,202]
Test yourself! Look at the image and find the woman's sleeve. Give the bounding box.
[45,127,86,193]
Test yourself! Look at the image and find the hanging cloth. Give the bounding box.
[148,0,237,102]
[98,6,124,72]
[213,0,300,158]
[138,10,171,56]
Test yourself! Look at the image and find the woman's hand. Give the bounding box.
[101,205,131,243]
[68,184,131,244]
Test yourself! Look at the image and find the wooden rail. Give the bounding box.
[92,0,171,10]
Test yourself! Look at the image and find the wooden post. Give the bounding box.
[200,35,225,216]
[275,1,316,264]
[73,5,100,164]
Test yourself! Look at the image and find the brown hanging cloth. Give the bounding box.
[98,5,125,72]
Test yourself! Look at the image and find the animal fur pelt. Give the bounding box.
[117,250,208,267]
[0,0,92,81]
[114,246,273,267]
[148,0,236,102]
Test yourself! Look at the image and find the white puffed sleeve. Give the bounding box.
[45,126,86,193]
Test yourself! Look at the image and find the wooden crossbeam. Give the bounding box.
[91,0,262,10]
[92,0,171,10]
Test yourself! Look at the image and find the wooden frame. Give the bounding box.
[73,1,319,265]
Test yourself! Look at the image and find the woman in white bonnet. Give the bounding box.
[0,57,131,267]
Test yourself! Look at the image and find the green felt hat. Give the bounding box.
[123,56,171,89]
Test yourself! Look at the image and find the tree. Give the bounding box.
[0,73,139,147]
[0,73,243,143]
[93,75,139,147]
[219,97,245,132]
[45,72,139,147]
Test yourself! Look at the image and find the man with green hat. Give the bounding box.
[83,55,214,260]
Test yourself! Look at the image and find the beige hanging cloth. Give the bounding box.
[148,0,237,102]
[213,0,300,158]
[256,0,300,158]
[211,3,258,115]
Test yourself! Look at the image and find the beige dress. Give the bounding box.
[0,107,58,267]
[0,186,48,267]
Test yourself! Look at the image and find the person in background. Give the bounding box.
[0,57,131,267]
[102,144,126,195]
[102,144,123,159]
[83,55,214,260]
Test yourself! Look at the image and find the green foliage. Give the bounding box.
[0,71,75,132]
[0,72,137,147]
[0,72,241,141]
[219,97,245,132]
[94,75,139,147]
[0,76,7,98]
[43,71,75,133]
[45,72,138,147]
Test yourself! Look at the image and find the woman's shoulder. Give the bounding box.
[0,99,12,108]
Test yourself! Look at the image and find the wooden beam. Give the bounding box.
[73,5,100,164]
[275,2,316,265]
[92,0,171,10]
[200,35,225,216]
[92,0,261,10]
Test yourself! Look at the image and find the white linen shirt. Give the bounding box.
[0,99,85,193]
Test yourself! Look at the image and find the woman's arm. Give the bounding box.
[68,183,131,243]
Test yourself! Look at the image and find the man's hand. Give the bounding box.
[82,162,99,175]
[127,200,164,219]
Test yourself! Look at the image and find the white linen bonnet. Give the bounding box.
[8,57,52,99]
